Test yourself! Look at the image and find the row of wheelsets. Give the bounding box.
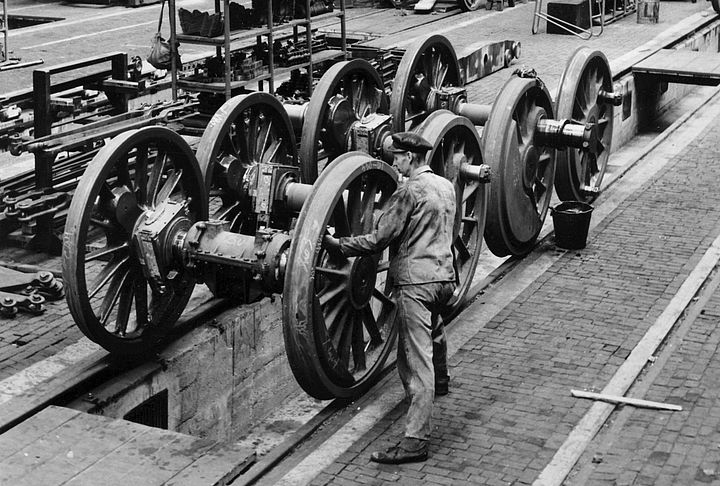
[61,34,622,400]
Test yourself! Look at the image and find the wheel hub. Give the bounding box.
[134,199,191,290]
[327,95,358,150]
[112,186,140,232]
[348,256,377,309]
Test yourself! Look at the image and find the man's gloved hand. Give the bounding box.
[323,234,341,253]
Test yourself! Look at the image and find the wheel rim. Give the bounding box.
[555,47,614,203]
[283,152,398,399]
[483,76,556,257]
[458,0,483,11]
[390,35,462,133]
[416,110,488,317]
[62,126,207,355]
[299,60,387,184]
[196,93,297,231]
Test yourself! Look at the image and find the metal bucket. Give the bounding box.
[551,201,594,250]
[637,0,659,24]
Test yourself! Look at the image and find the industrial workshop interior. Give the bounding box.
[0,0,719,482]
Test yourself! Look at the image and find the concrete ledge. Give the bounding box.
[68,296,302,444]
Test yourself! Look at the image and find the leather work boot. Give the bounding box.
[435,378,449,396]
[370,438,428,464]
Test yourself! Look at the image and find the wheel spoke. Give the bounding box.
[98,267,130,326]
[116,155,133,188]
[229,121,243,160]
[133,274,149,329]
[351,314,367,372]
[462,181,478,204]
[316,264,347,278]
[588,153,600,175]
[327,298,349,339]
[113,275,135,335]
[346,182,363,235]
[89,256,129,299]
[336,311,354,368]
[89,217,117,231]
[376,259,390,273]
[361,306,383,345]
[134,144,149,205]
[86,242,129,262]
[361,179,378,233]
[372,288,394,307]
[155,168,182,205]
[319,282,346,307]
[454,236,471,263]
[332,196,351,237]
[260,117,274,157]
[146,151,168,208]
[534,177,548,201]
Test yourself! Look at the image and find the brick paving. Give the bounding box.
[308,96,720,484]
[573,119,720,486]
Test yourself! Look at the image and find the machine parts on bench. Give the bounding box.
[2,189,70,236]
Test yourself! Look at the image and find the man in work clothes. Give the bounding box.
[324,131,457,464]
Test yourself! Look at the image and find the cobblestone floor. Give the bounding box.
[308,97,720,485]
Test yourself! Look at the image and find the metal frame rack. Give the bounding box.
[168,0,347,101]
[1,0,7,63]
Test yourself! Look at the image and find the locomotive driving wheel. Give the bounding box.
[62,127,207,355]
[299,59,388,183]
[458,0,484,11]
[415,110,489,317]
[390,35,462,133]
[554,48,615,203]
[483,76,556,257]
[283,152,399,399]
[195,93,297,231]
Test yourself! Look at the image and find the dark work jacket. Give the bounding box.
[339,166,456,286]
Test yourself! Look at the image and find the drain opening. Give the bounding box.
[7,15,64,29]
[123,389,169,430]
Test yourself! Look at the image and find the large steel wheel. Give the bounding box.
[483,76,556,257]
[62,127,207,355]
[390,35,462,133]
[458,0,484,10]
[416,110,488,317]
[283,152,399,399]
[555,48,614,203]
[299,60,387,184]
[196,93,297,231]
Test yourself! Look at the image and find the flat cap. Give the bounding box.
[388,131,433,153]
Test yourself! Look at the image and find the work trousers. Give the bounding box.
[394,281,455,440]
